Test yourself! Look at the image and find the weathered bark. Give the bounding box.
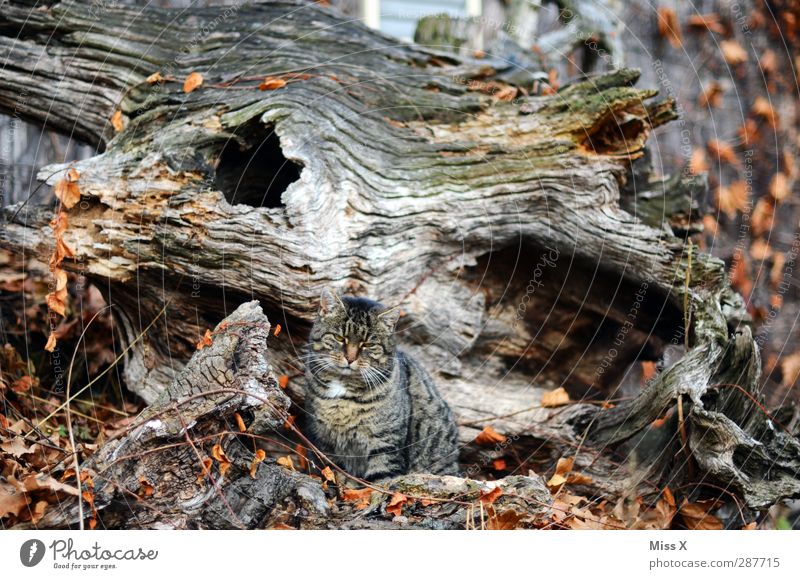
[1,0,799,527]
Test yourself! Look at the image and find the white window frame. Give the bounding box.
[360,0,483,32]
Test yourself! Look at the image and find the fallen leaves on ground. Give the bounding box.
[196,329,213,350]
[183,72,204,93]
[657,8,682,48]
[474,425,506,445]
[249,449,266,479]
[386,492,408,517]
[341,487,373,509]
[276,455,295,471]
[547,457,593,489]
[211,443,232,476]
[259,77,287,91]
[540,386,570,408]
[680,500,724,530]
[720,40,748,65]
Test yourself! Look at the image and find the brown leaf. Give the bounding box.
[111,110,126,133]
[183,72,204,93]
[138,478,154,498]
[707,139,739,166]
[541,386,570,407]
[698,82,723,108]
[196,329,213,350]
[273,323,282,336]
[196,457,213,484]
[687,13,726,34]
[752,96,778,128]
[479,486,503,504]
[641,361,657,383]
[341,487,373,509]
[386,492,408,517]
[277,455,295,471]
[749,238,773,261]
[321,466,335,483]
[657,8,683,48]
[278,374,289,389]
[716,181,749,218]
[249,449,266,479]
[259,77,287,91]
[294,444,308,470]
[769,172,790,202]
[0,481,29,518]
[146,72,163,84]
[720,40,748,65]
[474,425,506,445]
[54,178,81,209]
[487,509,522,530]
[234,412,246,432]
[11,375,34,393]
[66,168,80,182]
[751,198,775,237]
[211,443,232,476]
[44,332,58,353]
[779,351,800,388]
[680,501,723,530]
[689,149,709,175]
[492,458,507,471]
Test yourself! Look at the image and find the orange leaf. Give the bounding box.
[487,509,522,530]
[196,457,213,484]
[386,492,408,517]
[680,501,723,530]
[196,329,213,350]
[54,178,81,209]
[686,13,726,34]
[273,323,282,336]
[641,361,657,383]
[139,478,154,497]
[44,332,57,353]
[278,374,289,389]
[769,172,789,202]
[277,455,295,471]
[698,82,723,108]
[111,110,126,133]
[294,444,308,470]
[752,96,778,127]
[341,487,373,509]
[183,72,204,93]
[707,139,739,166]
[479,486,503,505]
[234,412,246,432]
[249,449,266,479]
[474,425,506,445]
[259,77,287,91]
[689,149,709,175]
[146,72,163,84]
[11,376,34,393]
[283,414,296,430]
[657,8,682,48]
[321,466,335,483]
[541,386,571,407]
[720,40,747,65]
[492,458,507,471]
[716,181,749,218]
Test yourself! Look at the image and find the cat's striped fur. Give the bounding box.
[303,289,459,481]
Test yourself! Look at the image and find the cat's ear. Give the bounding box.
[319,287,341,316]
[377,306,401,330]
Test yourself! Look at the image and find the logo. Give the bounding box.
[20,539,46,567]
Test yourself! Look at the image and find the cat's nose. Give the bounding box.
[344,344,359,364]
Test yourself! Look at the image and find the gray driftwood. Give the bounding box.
[1,0,799,527]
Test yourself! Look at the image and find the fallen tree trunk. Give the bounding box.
[1,0,799,528]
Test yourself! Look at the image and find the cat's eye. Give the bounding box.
[332,335,345,343]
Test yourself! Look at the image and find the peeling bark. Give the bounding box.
[1,0,799,527]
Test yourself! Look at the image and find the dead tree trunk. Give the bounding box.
[2,0,799,527]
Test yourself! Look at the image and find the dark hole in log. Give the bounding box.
[214,124,301,208]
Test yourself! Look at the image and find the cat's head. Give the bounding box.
[307,288,401,385]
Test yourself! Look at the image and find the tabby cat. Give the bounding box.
[303,288,459,481]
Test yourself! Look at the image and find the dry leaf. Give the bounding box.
[749,238,773,261]
[278,375,289,389]
[273,324,282,336]
[111,110,126,133]
[196,457,213,484]
[780,351,800,388]
[277,455,295,471]
[259,77,287,91]
[738,118,758,144]
[234,412,246,432]
[716,181,749,218]
[698,82,723,108]
[474,425,506,445]
[479,486,503,504]
[386,492,408,517]
[689,149,709,175]
[294,444,308,470]
[341,487,373,509]
[211,443,232,476]
[487,509,522,530]
[146,72,163,84]
[752,96,778,127]
[321,466,335,483]
[720,40,748,65]
[687,13,726,34]
[249,449,266,479]
[0,482,28,518]
[54,178,81,209]
[196,329,213,350]
[641,360,657,383]
[541,386,570,407]
[183,72,203,93]
[751,198,775,237]
[769,172,789,202]
[492,458,507,471]
[44,332,57,352]
[657,8,682,48]
[707,139,739,166]
[680,501,723,530]
[138,478,154,498]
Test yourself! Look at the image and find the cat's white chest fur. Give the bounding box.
[324,380,347,398]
